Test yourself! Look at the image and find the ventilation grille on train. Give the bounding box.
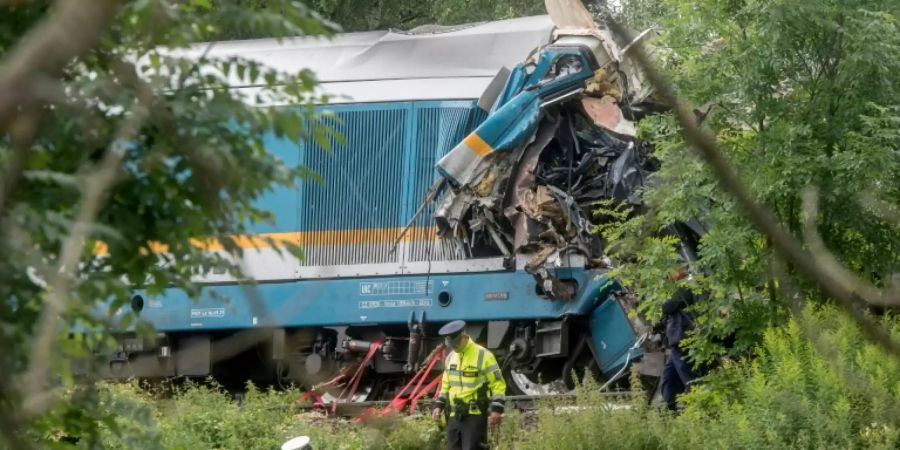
[296,101,485,269]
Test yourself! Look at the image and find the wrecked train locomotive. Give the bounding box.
[97,8,670,400]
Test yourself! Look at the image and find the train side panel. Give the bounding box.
[98,100,639,393]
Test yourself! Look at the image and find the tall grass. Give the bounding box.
[36,304,900,449]
[506,304,900,449]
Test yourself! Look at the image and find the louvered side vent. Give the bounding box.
[406,104,483,262]
[299,106,407,266]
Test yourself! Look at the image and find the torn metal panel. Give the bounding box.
[581,96,636,136]
[544,0,596,30]
[478,67,513,112]
[436,89,542,186]
[546,0,660,106]
[436,42,600,187]
[434,190,470,238]
[616,27,661,105]
[428,3,672,300]
[504,118,560,252]
[607,143,649,205]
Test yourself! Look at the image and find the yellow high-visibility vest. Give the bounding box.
[438,339,506,416]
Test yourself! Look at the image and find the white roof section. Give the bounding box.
[193,15,555,103]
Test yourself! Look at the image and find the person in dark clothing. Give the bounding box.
[659,270,703,411]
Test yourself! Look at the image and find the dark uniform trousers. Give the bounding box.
[660,346,700,410]
[446,413,488,450]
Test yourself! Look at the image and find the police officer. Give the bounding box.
[432,320,506,450]
[659,267,701,411]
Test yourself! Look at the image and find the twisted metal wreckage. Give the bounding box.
[418,11,675,298]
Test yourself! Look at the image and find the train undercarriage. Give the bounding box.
[96,299,662,402]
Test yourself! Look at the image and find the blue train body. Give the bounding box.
[100,16,656,398]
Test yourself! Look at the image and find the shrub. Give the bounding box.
[508,304,900,450]
[34,305,900,449]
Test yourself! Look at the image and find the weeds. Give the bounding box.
[35,304,900,449]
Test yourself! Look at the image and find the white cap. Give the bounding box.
[281,436,311,450]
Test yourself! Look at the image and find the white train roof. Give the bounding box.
[190,15,555,104]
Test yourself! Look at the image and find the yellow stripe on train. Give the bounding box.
[92,226,440,256]
[463,132,493,157]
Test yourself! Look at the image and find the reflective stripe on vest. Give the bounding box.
[444,342,493,412]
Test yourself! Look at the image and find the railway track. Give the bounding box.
[280,392,637,418]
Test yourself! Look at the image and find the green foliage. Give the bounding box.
[5,0,900,447]
[216,0,546,36]
[358,413,443,450]
[594,0,671,31]
[504,305,900,449]
[671,305,900,449]
[595,0,900,363]
[29,307,900,449]
[152,381,368,450]
[205,0,338,39]
[0,0,334,444]
[32,380,445,449]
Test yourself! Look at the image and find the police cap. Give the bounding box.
[438,320,466,337]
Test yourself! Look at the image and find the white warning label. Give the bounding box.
[358,299,432,309]
[359,280,433,296]
[190,308,226,319]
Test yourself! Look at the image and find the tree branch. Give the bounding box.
[606,20,900,357]
[0,0,30,7]
[859,192,900,226]
[0,0,122,126]
[0,0,123,223]
[0,108,39,218]
[801,187,887,305]
[19,80,151,418]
